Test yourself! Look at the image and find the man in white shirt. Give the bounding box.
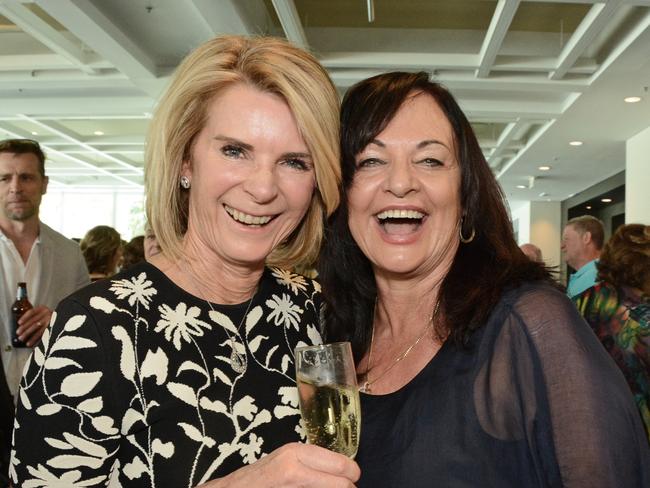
[0,139,89,398]
[561,215,605,299]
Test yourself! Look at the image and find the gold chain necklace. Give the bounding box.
[186,269,255,374]
[359,299,440,393]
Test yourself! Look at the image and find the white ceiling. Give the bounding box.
[0,0,649,207]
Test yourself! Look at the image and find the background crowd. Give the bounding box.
[1,34,648,488]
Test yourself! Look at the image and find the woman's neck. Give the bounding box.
[150,248,263,305]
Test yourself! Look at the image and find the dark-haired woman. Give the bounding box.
[320,71,650,487]
[574,223,650,441]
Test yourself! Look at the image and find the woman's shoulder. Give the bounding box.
[265,266,321,297]
[495,281,581,334]
[61,261,165,310]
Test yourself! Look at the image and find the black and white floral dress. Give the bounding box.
[10,262,323,487]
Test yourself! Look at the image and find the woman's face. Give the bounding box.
[347,92,462,278]
[182,83,316,267]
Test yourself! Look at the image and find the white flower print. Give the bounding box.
[271,268,308,295]
[239,433,264,464]
[110,272,157,310]
[23,464,107,487]
[266,294,303,331]
[155,302,211,350]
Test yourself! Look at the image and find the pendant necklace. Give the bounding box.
[186,270,255,374]
[359,299,441,393]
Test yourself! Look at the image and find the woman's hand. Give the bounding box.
[198,442,361,487]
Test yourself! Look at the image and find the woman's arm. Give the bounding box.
[513,286,650,487]
[10,298,121,486]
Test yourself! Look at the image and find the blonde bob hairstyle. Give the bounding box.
[145,35,340,269]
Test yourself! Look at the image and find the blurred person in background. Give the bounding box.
[520,242,543,263]
[0,138,89,397]
[574,223,650,440]
[121,234,145,271]
[562,215,604,298]
[79,224,122,281]
[11,35,359,487]
[320,71,650,487]
[144,222,161,260]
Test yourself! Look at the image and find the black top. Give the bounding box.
[11,262,322,487]
[357,283,650,487]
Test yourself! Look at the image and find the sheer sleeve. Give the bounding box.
[10,297,122,486]
[491,285,650,487]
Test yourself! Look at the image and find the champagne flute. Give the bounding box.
[294,342,360,458]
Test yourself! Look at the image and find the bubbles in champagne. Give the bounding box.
[297,378,360,458]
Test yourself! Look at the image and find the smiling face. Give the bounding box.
[181,83,316,268]
[347,92,462,278]
[0,151,48,225]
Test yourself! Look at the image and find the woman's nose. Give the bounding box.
[385,160,417,197]
[243,165,279,203]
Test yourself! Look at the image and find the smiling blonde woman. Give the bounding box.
[11,36,359,488]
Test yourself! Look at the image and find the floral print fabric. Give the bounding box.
[10,263,322,487]
[574,282,650,440]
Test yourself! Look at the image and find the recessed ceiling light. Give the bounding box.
[538,165,551,171]
[516,185,526,189]
[586,205,592,209]
[94,130,104,136]
[601,198,612,203]
[569,140,583,146]
[31,131,38,135]
[624,96,642,103]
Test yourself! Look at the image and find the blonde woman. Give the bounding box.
[12,36,359,487]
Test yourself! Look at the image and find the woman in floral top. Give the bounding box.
[574,224,650,440]
[10,36,360,487]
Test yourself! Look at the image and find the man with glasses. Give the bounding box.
[0,139,89,400]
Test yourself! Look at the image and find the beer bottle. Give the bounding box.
[11,282,33,348]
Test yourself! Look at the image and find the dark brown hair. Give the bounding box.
[598,224,650,295]
[319,71,552,361]
[0,139,46,177]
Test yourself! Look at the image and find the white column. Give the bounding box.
[626,125,650,224]
[512,201,562,268]
[529,202,562,269]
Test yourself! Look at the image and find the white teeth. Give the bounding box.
[225,205,272,225]
[376,209,425,220]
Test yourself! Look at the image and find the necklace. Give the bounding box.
[359,299,440,393]
[186,270,255,374]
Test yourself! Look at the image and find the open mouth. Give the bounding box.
[376,209,426,235]
[224,204,275,227]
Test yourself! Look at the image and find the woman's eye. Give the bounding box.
[221,145,245,158]
[356,157,383,168]
[283,158,311,171]
[420,157,443,167]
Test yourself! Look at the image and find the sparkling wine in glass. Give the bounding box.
[295,342,360,458]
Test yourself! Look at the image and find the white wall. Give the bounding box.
[511,201,561,269]
[529,202,562,269]
[39,189,146,240]
[626,125,650,224]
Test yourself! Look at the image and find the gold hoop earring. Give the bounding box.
[459,218,475,243]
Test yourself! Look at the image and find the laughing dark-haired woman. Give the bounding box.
[320,71,650,487]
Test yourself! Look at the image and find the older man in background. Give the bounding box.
[561,215,605,298]
[520,243,543,263]
[0,138,89,400]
